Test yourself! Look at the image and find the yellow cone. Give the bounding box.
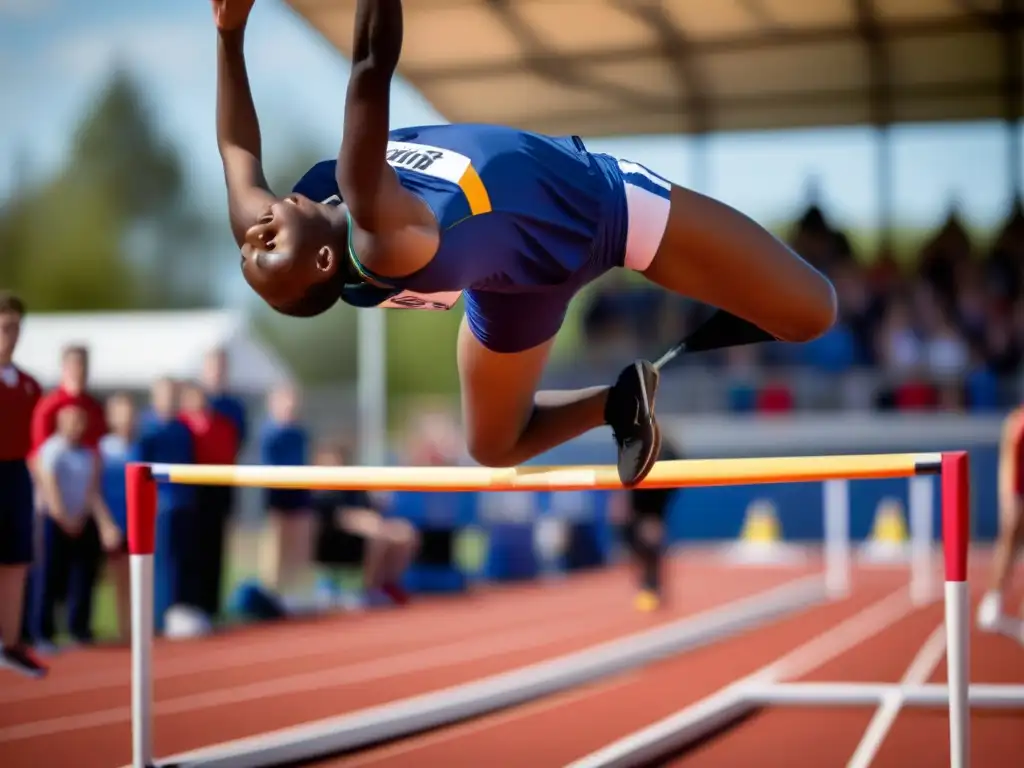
[740,500,782,544]
[870,498,908,544]
[860,497,909,562]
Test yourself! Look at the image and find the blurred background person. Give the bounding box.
[200,347,247,588]
[30,406,120,651]
[26,343,107,645]
[626,439,684,613]
[179,382,239,622]
[135,378,195,631]
[0,292,46,677]
[257,383,314,602]
[978,404,1024,641]
[98,393,138,643]
[201,347,248,451]
[311,440,418,608]
[30,344,107,454]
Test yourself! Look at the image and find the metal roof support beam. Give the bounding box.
[483,0,663,112]
[955,0,1023,200]
[412,17,983,85]
[854,0,894,254]
[614,1,711,187]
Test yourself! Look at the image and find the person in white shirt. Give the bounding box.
[29,406,122,649]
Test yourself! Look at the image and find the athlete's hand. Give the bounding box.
[212,0,256,31]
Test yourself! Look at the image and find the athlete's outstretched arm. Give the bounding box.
[213,0,276,247]
[336,0,414,231]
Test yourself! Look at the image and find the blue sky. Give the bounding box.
[1,0,1022,235]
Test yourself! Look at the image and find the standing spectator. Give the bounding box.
[134,378,195,629]
[30,345,106,452]
[201,348,246,568]
[626,439,683,612]
[98,393,137,642]
[179,383,239,621]
[201,347,248,446]
[0,292,47,677]
[27,344,107,643]
[258,384,313,599]
[875,297,923,373]
[31,406,122,649]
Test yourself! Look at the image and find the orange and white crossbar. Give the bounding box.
[123,451,971,768]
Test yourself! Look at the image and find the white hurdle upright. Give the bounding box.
[124,452,971,768]
[823,472,935,604]
[567,452,974,768]
[125,465,157,768]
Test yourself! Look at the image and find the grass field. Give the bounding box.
[88,526,490,639]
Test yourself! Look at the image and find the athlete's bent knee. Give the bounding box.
[778,274,838,344]
[466,436,516,469]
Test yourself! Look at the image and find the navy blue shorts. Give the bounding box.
[463,153,674,354]
[0,460,35,565]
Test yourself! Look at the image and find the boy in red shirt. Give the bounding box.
[31,345,107,453]
[0,292,47,677]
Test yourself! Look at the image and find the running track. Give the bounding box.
[2,553,1022,767]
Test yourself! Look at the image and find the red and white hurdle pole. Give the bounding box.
[941,452,971,768]
[126,463,157,768]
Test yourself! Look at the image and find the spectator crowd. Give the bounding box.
[0,293,420,677]
[583,197,1024,414]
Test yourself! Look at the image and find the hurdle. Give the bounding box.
[124,451,970,768]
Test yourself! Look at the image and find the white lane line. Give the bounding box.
[846,622,946,768]
[568,587,913,768]
[338,674,644,767]
[0,597,615,703]
[752,587,914,683]
[0,614,620,742]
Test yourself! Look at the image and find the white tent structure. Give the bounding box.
[14,310,292,395]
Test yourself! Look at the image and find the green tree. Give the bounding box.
[0,68,217,311]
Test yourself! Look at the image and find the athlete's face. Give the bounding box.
[240,194,341,308]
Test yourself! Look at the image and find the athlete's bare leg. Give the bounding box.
[457,186,834,478]
[457,319,608,468]
[641,185,836,343]
[978,497,1024,640]
[992,499,1024,594]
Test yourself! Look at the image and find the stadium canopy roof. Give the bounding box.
[286,0,1023,137]
[16,310,292,393]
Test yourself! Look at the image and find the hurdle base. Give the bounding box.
[568,681,1024,767]
[741,681,1024,708]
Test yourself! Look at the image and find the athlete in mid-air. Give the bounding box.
[212,0,836,489]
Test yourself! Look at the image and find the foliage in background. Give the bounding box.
[0,69,216,312]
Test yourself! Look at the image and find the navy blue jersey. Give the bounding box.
[292,124,626,296]
[290,123,677,353]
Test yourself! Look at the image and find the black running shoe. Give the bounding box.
[605,360,662,486]
[0,645,48,679]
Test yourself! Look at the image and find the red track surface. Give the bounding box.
[2,553,1022,768]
